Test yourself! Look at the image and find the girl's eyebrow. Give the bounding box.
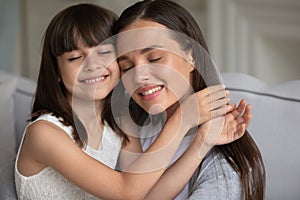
[117,45,164,62]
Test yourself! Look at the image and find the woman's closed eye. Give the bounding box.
[120,65,133,73]
[149,57,161,62]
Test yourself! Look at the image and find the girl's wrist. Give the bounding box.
[174,99,200,129]
[170,108,192,135]
[192,131,213,159]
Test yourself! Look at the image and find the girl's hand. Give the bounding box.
[180,84,232,128]
[194,99,252,157]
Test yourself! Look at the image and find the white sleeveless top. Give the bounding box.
[15,113,122,200]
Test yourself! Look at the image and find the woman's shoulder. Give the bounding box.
[200,148,234,176]
[188,148,242,199]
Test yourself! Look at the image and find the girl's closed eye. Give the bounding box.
[95,44,115,56]
[97,50,112,55]
[68,55,82,62]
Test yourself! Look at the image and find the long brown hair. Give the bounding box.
[113,0,265,199]
[32,3,128,147]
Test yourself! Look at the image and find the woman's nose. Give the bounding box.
[134,64,151,84]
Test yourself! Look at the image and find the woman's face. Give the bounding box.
[116,20,194,115]
[57,41,120,104]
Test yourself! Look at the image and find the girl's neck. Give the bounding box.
[69,97,104,127]
[70,98,104,149]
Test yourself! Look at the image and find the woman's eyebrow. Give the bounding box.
[140,45,163,54]
[117,45,164,62]
[117,55,128,63]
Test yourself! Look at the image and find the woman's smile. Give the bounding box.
[137,85,164,100]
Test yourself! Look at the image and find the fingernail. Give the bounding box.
[227,105,232,111]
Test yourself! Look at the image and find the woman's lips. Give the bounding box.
[137,85,164,100]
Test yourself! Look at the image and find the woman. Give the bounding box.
[113,0,265,199]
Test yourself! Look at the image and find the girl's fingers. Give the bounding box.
[232,100,246,117]
[243,105,252,127]
[236,99,247,113]
[209,98,230,111]
[208,90,229,101]
[236,117,245,124]
[203,84,226,96]
[197,84,227,99]
[236,123,246,139]
[211,105,232,118]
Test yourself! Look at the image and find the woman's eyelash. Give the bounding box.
[149,57,161,62]
[121,66,133,73]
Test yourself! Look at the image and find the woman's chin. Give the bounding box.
[146,104,166,115]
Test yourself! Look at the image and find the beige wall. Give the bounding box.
[15,0,207,80]
[5,0,300,83]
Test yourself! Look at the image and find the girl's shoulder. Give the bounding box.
[27,113,74,140]
[25,115,71,145]
[22,113,76,155]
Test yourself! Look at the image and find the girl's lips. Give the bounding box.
[80,75,109,84]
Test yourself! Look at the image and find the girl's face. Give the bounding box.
[57,42,120,104]
[117,20,194,115]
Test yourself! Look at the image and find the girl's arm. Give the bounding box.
[144,99,251,199]
[19,109,187,200]
[118,84,230,171]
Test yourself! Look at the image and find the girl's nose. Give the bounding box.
[83,52,102,72]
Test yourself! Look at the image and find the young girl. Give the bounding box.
[15,3,248,200]
[113,0,265,199]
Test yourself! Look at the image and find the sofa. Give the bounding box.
[0,70,299,199]
[0,70,36,198]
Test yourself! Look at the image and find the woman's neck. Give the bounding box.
[165,101,180,120]
[165,90,193,120]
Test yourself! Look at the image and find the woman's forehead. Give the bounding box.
[115,27,182,57]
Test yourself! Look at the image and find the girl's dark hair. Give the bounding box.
[32,3,128,147]
[113,0,265,199]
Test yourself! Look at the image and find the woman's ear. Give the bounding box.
[186,49,195,72]
[57,73,62,82]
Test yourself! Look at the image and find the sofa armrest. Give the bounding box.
[222,72,300,200]
[0,160,17,199]
[13,76,36,151]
